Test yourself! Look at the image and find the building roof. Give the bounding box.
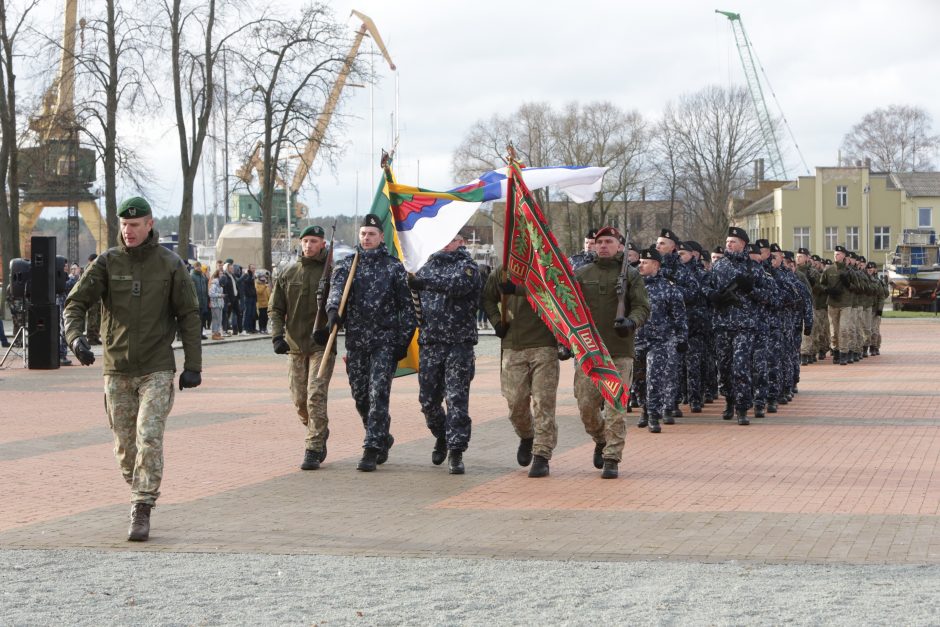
[890,172,940,197]
[737,191,775,217]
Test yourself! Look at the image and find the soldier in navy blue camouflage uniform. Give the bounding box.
[654,228,684,417]
[568,228,597,271]
[408,232,482,474]
[325,213,418,472]
[677,240,708,413]
[782,251,814,396]
[750,240,783,417]
[704,227,775,425]
[634,248,687,433]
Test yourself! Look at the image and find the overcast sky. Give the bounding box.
[134,0,940,220]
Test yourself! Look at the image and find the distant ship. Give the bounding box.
[886,229,940,299]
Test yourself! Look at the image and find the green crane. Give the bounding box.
[716,9,789,180]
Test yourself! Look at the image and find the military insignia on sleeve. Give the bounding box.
[465,268,475,277]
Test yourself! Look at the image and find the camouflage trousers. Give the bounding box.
[871,312,883,348]
[346,346,397,451]
[681,334,706,406]
[858,307,872,348]
[104,370,175,505]
[289,351,336,452]
[419,342,475,452]
[634,343,675,417]
[86,301,101,341]
[574,356,632,462]
[828,306,852,353]
[800,310,816,356]
[715,328,755,411]
[501,347,559,460]
[752,327,776,407]
[812,308,829,354]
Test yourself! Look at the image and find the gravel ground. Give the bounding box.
[2,549,938,625]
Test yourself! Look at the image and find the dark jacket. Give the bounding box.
[269,248,331,354]
[415,247,481,345]
[575,255,650,358]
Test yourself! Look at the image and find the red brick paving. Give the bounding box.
[1,320,940,563]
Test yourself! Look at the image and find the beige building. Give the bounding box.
[735,166,940,264]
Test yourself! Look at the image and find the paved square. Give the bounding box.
[1,319,939,563]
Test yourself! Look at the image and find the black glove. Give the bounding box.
[557,345,573,361]
[736,274,755,292]
[803,325,813,336]
[272,335,289,354]
[178,369,201,390]
[875,309,883,317]
[613,317,636,338]
[312,328,329,345]
[393,343,409,362]
[493,322,509,338]
[70,336,95,366]
[676,341,688,354]
[839,273,850,286]
[407,275,426,291]
[498,281,517,295]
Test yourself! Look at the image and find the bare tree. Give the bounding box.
[230,3,359,270]
[648,117,686,230]
[0,0,38,265]
[841,104,939,172]
[72,0,157,247]
[163,0,257,256]
[662,86,765,245]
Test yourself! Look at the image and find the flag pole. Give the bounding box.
[500,143,521,325]
[317,252,359,379]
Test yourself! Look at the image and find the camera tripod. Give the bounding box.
[0,324,27,369]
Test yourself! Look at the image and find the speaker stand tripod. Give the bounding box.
[0,325,28,369]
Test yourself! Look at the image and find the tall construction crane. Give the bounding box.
[234,9,395,220]
[716,10,789,180]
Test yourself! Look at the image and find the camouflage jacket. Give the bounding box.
[415,247,481,345]
[575,255,650,359]
[636,271,687,348]
[64,229,202,376]
[705,250,775,332]
[327,243,417,352]
[269,248,332,354]
[482,267,557,350]
[676,258,709,332]
[568,251,596,272]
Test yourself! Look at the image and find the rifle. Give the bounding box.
[312,219,337,338]
[615,242,631,321]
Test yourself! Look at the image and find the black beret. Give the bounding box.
[727,226,749,244]
[848,251,858,260]
[300,225,325,239]
[586,228,598,239]
[659,228,679,244]
[682,240,703,254]
[361,213,384,230]
[783,251,795,261]
[797,247,810,255]
[118,196,152,218]
[747,243,762,255]
[834,245,846,253]
[824,259,833,265]
[713,246,724,254]
[811,254,821,261]
[756,239,770,249]
[866,261,877,269]
[627,242,638,252]
[858,255,867,263]
[639,247,662,263]
[618,235,626,245]
[769,243,782,253]
[224,258,234,264]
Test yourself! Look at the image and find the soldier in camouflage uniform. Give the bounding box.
[867,262,889,355]
[821,246,854,365]
[782,251,814,395]
[408,232,482,475]
[749,241,782,417]
[795,248,819,364]
[269,224,336,471]
[325,214,418,472]
[483,264,559,478]
[64,197,202,542]
[678,241,710,412]
[808,255,830,361]
[574,227,649,478]
[568,228,597,271]
[634,247,687,433]
[83,253,102,344]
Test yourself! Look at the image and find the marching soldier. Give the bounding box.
[634,247,686,433]
[574,226,649,477]
[408,232,482,474]
[269,224,336,470]
[64,196,202,541]
[324,214,417,472]
[655,228,681,281]
[821,246,853,365]
[677,241,708,413]
[568,228,598,271]
[483,264,559,478]
[867,262,889,355]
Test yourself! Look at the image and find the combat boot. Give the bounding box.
[862,346,870,358]
[357,447,379,472]
[447,450,465,475]
[767,399,778,413]
[593,441,605,469]
[636,407,649,429]
[690,402,702,413]
[663,408,675,425]
[376,434,394,465]
[127,503,152,542]
[672,406,684,419]
[839,351,848,365]
[800,355,807,366]
[851,351,859,363]
[300,448,321,470]
[528,454,549,478]
[818,350,827,361]
[601,459,619,479]
[431,435,447,466]
[736,408,750,426]
[754,404,766,418]
[722,399,734,420]
[517,437,534,467]
[648,414,662,434]
[872,346,880,356]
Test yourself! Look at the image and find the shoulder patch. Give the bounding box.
[465,267,475,277]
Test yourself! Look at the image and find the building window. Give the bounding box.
[793,226,810,251]
[836,185,848,207]
[655,213,669,230]
[846,226,859,250]
[825,227,838,251]
[631,213,643,230]
[874,226,890,251]
[918,207,932,228]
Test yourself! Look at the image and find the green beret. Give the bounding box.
[300,225,325,239]
[118,196,152,218]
